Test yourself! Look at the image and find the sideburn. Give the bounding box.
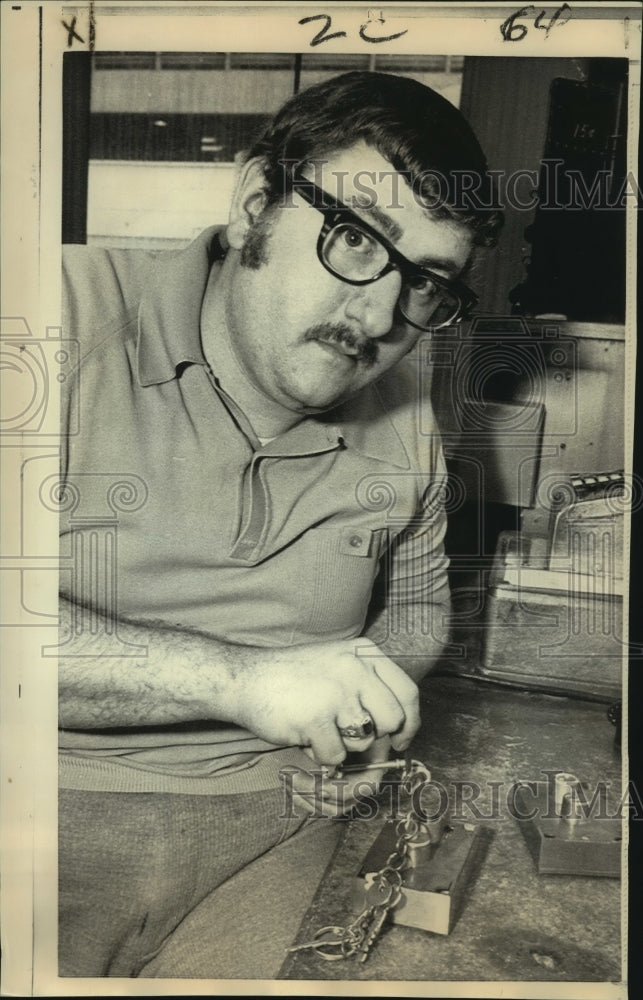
[239,210,274,269]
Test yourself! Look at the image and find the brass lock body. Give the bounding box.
[356,818,486,935]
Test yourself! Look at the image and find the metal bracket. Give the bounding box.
[515,781,622,878]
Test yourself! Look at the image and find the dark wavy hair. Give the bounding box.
[247,71,503,248]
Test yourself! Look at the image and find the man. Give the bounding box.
[58,71,501,978]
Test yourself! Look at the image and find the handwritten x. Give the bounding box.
[62,16,84,47]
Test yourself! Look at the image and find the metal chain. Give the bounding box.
[381,759,431,878]
[287,757,431,962]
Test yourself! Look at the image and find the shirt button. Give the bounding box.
[349,534,363,548]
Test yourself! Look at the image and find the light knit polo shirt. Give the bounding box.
[59,228,450,792]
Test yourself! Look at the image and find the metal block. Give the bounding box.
[355,821,486,935]
[515,782,621,877]
[481,573,623,701]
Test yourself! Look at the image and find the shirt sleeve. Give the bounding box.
[370,353,452,612]
[364,357,452,630]
[381,433,451,609]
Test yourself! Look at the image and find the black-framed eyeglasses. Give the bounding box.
[290,171,477,331]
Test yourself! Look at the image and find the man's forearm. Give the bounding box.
[57,596,423,765]
[57,595,256,730]
[364,600,451,684]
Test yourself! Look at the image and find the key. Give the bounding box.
[357,903,390,963]
[335,759,407,776]
[286,924,352,961]
[356,873,399,963]
[341,900,377,955]
[336,884,395,960]
[363,871,395,907]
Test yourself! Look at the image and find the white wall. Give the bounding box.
[87,160,238,248]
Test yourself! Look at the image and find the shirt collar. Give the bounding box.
[136,227,411,470]
[137,226,225,387]
[325,379,412,470]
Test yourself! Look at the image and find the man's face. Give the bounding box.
[224,142,473,417]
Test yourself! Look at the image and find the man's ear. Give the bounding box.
[226,157,270,251]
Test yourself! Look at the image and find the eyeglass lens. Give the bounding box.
[322,223,460,330]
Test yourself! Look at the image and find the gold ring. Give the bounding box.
[338,717,375,740]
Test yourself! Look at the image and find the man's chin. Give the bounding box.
[283,367,379,414]
[297,384,364,415]
[298,397,345,415]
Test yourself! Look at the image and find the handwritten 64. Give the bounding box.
[501,4,572,42]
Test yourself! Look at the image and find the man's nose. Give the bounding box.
[343,271,402,339]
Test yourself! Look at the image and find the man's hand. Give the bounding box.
[232,638,420,766]
[286,736,397,818]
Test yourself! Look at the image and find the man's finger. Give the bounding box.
[369,655,421,747]
[309,726,347,768]
[358,684,406,745]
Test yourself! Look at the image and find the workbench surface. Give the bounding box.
[279,674,623,984]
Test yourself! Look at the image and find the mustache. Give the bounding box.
[303,324,378,367]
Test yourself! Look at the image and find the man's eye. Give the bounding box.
[407,274,436,295]
[343,227,367,249]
